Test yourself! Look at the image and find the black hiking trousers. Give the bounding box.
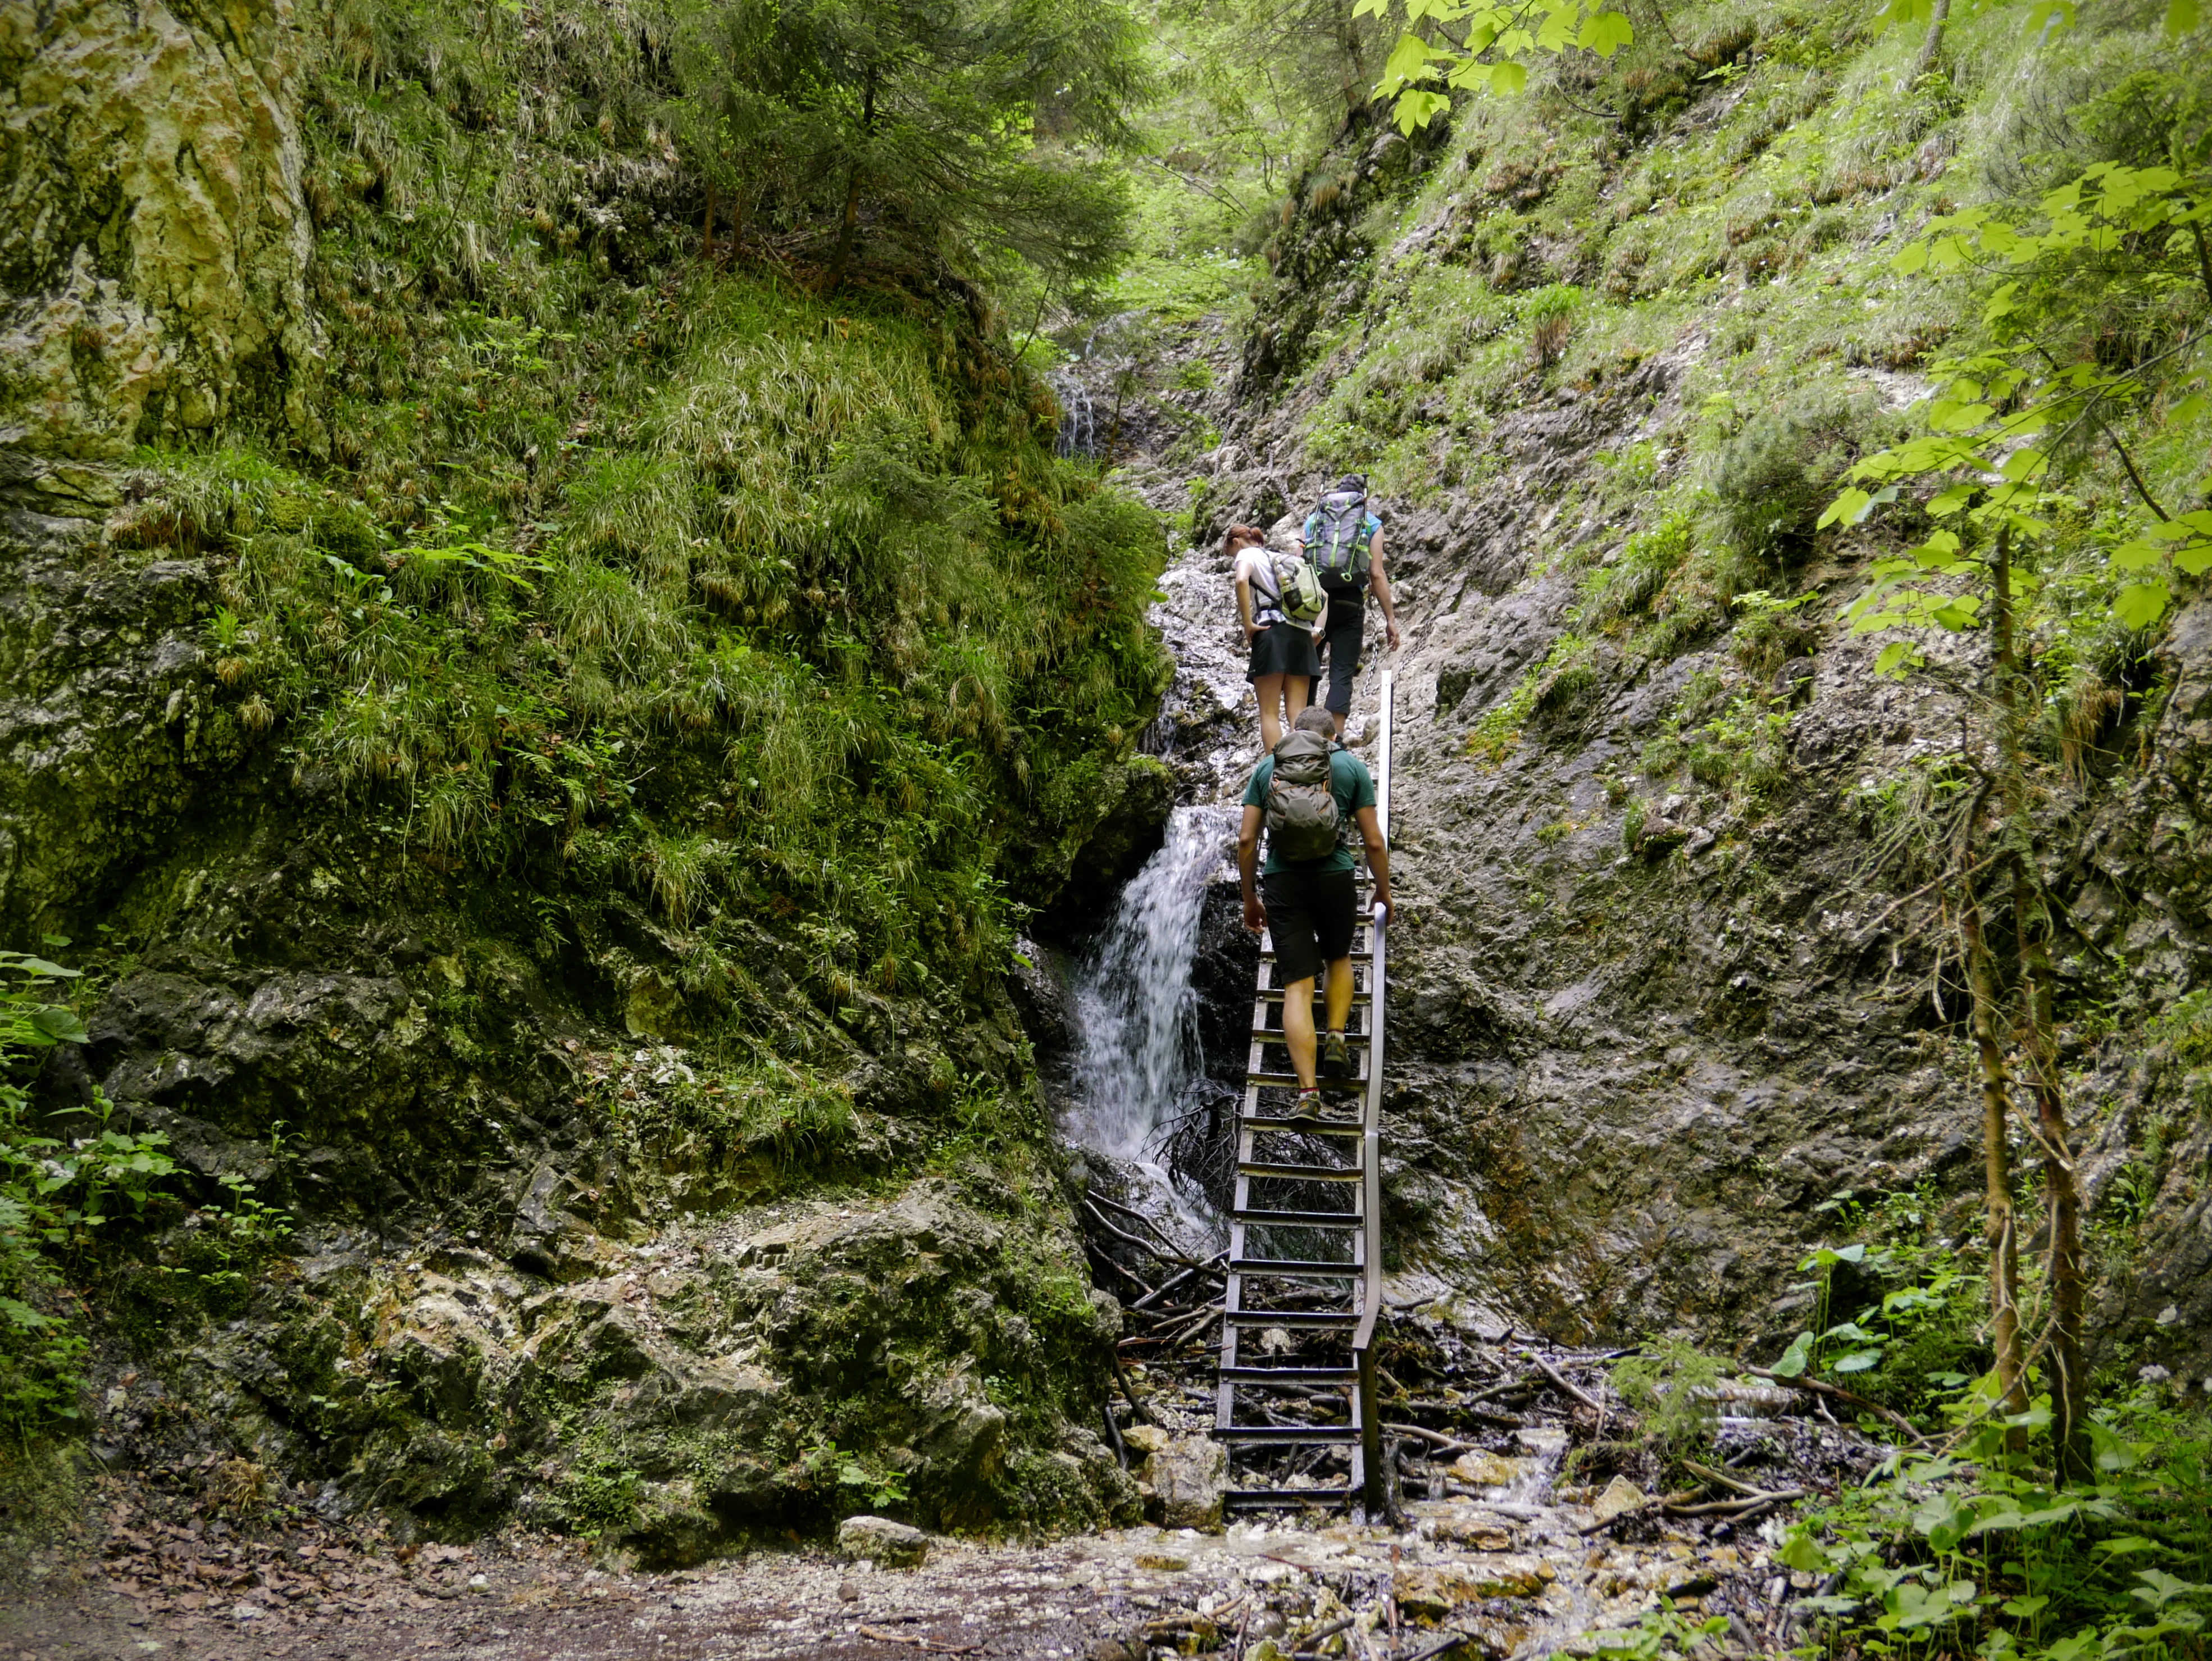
[1317,577,1366,717]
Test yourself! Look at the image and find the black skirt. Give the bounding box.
[1248,620,1322,681]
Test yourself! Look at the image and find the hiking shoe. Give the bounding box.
[1321,1032,1356,1080]
[1285,1090,1324,1128]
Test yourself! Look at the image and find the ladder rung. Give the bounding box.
[1228,1254,1361,1275]
[1259,962,1371,987]
[1240,1114,1363,1137]
[1235,1208,1361,1228]
[1238,1161,1362,1182]
[1248,1023,1372,1046]
[1225,1487,1355,1507]
[1244,1071,1364,1090]
[1219,1366,1358,1384]
[1225,1307,1360,1326]
[1212,1425,1359,1444]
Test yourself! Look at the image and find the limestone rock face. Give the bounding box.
[0,0,322,472]
[0,535,235,933]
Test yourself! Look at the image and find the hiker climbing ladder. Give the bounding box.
[1213,672,1391,1516]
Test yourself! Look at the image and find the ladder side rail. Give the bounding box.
[1351,670,1391,1516]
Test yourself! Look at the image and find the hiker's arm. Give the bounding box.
[1237,806,1266,932]
[1310,588,1328,643]
[1355,804,1390,914]
[1235,570,1261,641]
[1369,532,1401,652]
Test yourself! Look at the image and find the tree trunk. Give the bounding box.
[1906,0,1951,84]
[825,71,876,293]
[1988,523,2092,1482]
[827,167,863,291]
[1959,866,2029,1423]
[702,181,717,265]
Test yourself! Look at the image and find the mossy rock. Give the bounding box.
[1069,756,1176,888]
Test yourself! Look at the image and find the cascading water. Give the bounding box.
[1049,370,1096,459]
[1062,806,1235,1225]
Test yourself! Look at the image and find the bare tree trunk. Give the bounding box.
[1988,523,2092,1482]
[1906,0,1951,84]
[703,181,718,265]
[1959,866,2029,1422]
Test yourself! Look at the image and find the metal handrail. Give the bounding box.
[1352,669,1391,1515]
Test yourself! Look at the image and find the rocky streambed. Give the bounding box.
[6,1325,1872,1660]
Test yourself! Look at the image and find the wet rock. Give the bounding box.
[1396,1555,1549,1617]
[1591,1476,1646,1522]
[1066,757,1176,890]
[1432,1514,1517,1551]
[1142,1436,1227,1530]
[1450,1450,1522,1487]
[835,1516,930,1568]
[1121,1424,1171,1458]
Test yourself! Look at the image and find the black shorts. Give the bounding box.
[1248,620,1321,681]
[1263,864,1357,985]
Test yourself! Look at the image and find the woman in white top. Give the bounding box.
[1228,524,1326,750]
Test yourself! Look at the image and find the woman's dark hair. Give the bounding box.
[1222,524,1267,553]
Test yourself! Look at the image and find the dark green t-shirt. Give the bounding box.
[1242,748,1378,875]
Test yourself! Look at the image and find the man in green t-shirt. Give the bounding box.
[1236,706,1391,1120]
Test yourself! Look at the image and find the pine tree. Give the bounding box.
[671,0,1150,291]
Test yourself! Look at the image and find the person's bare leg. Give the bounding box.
[1282,972,1318,1089]
[1286,675,1310,726]
[1325,955,1353,1037]
[1254,671,1285,750]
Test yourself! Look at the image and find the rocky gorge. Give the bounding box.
[5,1,2212,1657]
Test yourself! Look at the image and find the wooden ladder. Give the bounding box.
[1214,672,1392,1517]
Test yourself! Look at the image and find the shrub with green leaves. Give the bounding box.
[1778,1397,2212,1661]
[0,952,179,1434]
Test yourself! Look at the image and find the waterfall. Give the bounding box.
[1049,369,1095,459]
[1063,805,1235,1165]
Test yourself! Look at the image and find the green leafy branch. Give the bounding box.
[1354,0,1634,132]
[1822,159,2212,667]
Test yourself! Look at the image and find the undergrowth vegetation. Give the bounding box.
[1581,1180,2212,1661]
[108,0,1173,1017]
[0,952,294,1439]
[1270,0,2211,845]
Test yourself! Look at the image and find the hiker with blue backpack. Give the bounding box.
[1290,475,1401,739]
[1237,704,1391,1126]
[1228,524,1329,751]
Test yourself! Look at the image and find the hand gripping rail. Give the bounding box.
[1214,671,1392,1518]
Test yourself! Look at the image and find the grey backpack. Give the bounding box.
[1309,490,1372,583]
[1264,730,1341,863]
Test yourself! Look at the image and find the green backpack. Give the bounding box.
[1264,730,1341,864]
[1265,550,1326,626]
[1309,489,1373,583]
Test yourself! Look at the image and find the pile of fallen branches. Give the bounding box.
[1080,1186,1228,1361]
